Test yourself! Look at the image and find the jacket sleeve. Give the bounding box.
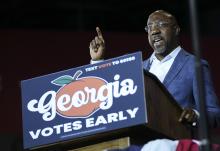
[193,60,220,128]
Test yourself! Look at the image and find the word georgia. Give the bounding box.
[27,74,137,121]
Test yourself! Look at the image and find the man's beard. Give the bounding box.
[154,45,166,54]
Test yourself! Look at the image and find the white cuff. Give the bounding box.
[90,59,104,64]
[193,109,200,118]
[192,109,200,126]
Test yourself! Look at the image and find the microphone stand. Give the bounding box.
[188,0,211,150]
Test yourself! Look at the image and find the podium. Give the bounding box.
[54,71,192,151]
[143,71,191,139]
[21,52,192,151]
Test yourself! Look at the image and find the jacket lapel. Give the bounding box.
[163,49,189,87]
[143,59,151,71]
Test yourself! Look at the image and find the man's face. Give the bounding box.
[147,12,178,55]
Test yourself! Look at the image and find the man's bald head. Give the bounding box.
[148,10,179,27]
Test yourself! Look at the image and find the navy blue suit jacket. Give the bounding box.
[143,49,220,128]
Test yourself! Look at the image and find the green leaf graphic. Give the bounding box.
[51,75,73,86]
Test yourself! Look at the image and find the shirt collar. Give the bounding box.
[150,46,181,63]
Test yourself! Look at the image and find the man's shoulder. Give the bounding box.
[180,49,209,66]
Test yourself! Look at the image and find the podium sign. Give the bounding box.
[21,51,147,149]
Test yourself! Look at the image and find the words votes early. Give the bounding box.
[29,107,139,140]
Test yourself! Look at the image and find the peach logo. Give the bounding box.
[27,70,138,121]
[53,70,107,118]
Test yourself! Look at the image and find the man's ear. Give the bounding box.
[175,26,180,36]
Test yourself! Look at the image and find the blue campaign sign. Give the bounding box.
[21,51,147,149]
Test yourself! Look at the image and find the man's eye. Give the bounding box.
[148,25,152,29]
[159,22,169,27]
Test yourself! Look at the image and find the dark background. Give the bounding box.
[0,0,220,150]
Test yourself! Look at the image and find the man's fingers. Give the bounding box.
[187,114,194,122]
[178,109,186,122]
[188,111,197,122]
[96,27,104,40]
[179,109,197,123]
[95,36,100,45]
[90,40,98,52]
[90,40,96,48]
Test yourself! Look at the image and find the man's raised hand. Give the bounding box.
[89,27,105,61]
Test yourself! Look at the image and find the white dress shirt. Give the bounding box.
[149,46,181,82]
